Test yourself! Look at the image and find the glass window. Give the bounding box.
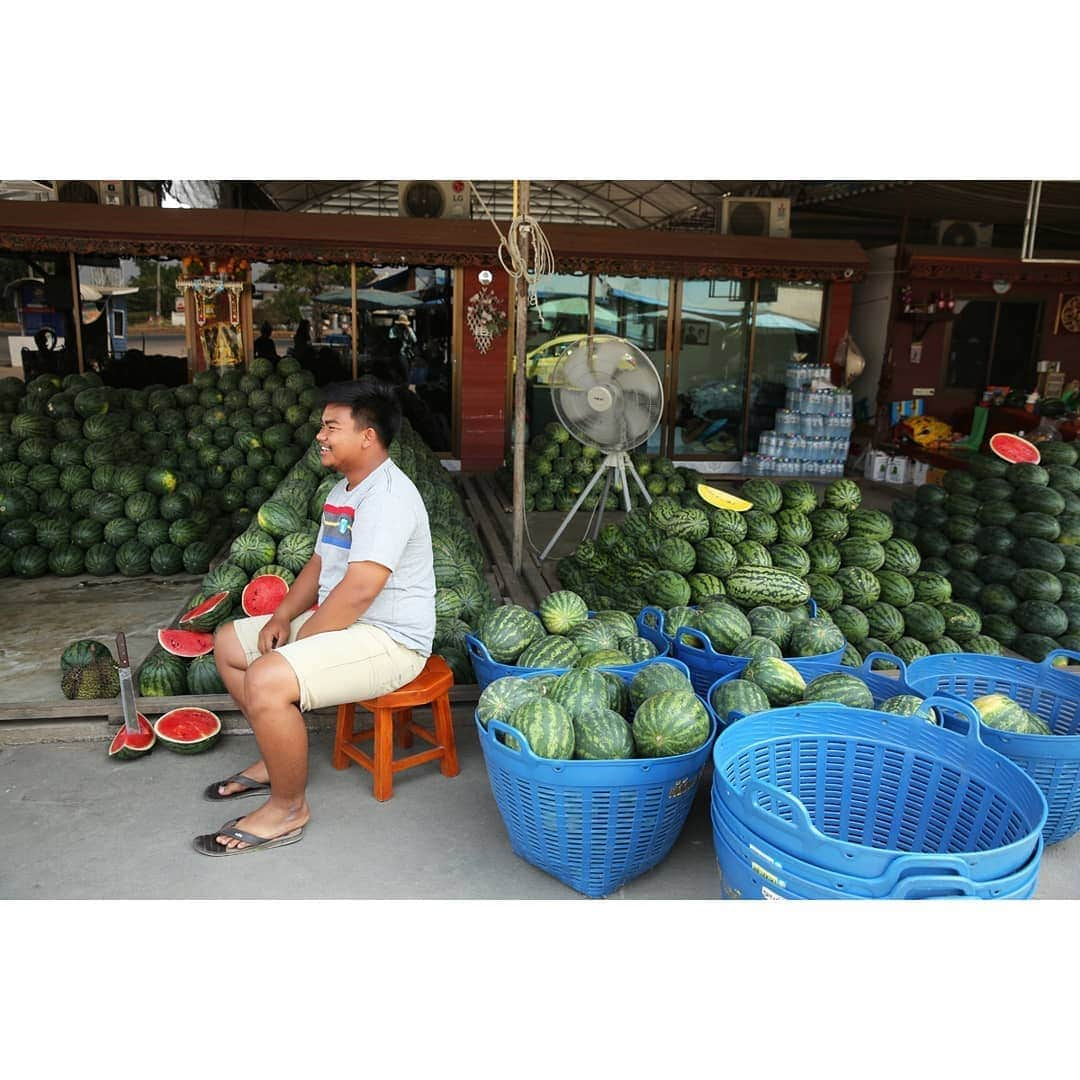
[947,300,995,388]
[946,300,1041,391]
[673,279,751,458]
[747,280,824,452]
[592,275,669,454]
[524,273,590,442]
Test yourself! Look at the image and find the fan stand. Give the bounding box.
[538,451,652,561]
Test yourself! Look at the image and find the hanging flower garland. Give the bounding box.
[466,285,508,354]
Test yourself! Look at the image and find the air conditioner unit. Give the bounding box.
[719,196,791,238]
[398,180,471,219]
[934,220,994,247]
[55,180,132,206]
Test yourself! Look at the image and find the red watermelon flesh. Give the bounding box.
[990,432,1041,464]
[108,713,155,761]
[178,590,233,632]
[158,628,215,657]
[242,574,290,616]
[154,707,222,754]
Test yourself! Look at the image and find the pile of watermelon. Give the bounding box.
[138,416,498,696]
[495,422,707,514]
[470,592,662,675]
[0,355,321,580]
[887,443,1080,663]
[477,658,711,760]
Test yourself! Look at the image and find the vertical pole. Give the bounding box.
[350,261,359,379]
[155,260,161,322]
[68,252,85,374]
[512,180,531,575]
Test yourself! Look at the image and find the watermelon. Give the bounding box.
[548,669,613,720]
[256,499,305,539]
[981,614,1020,648]
[741,478,783,514]
[709,507,748,544]
[158,628,215,658]
[823,478,861,513]
[902,602,946,644]
[768,542,811,578]
[910,571,952,605]
[1015,600,1069,638]
[806,573,844,612]
[838,538,885,572]
[631,689,710,757]
[567,619,621,655]
[694,537,738,578]
[972,693,1051,735]
[806,540,842,575]
[230,528,278,572]
[835,566,881,608]
[880,538,921,576]
[576,648,632,669]
[687,572,724,603]
[1012,484,1065,517]
[508,697,575,759]
[694,603,753,653]
[865,602,906,645]
[724,566,810,609]
[1012,568,1062,603]
[572,707,634,760]
[743,657,806,707]
[476,676,541,728]
[178,591,234,632]
[966,635,1003,656]
[186,653,227,695]
[747,605,793,648]
[993,432,1042,464]
[518,636,580,669]
[153,707,222,754]
[788,618,845,657]
[629,661,694,710]
[830,604,870,645]
[61,638,113,674]
[846,509,893,542]
[538,590,589,635]
[804,672,874,710]
[744,510,779,545]
[710,678,770,725]
[976,555,1018,585]
[236,574,288,617]
[879,695,938,725]
[619,637,659,663]
[1012,512,1061,542]
[775,509,813,546]
[808,509,849,543]
[1015,539,1067,574]
[647,570,692,608]
[732,636,782,660]
[274,531,317,573]
[657,537,697,574]
[938,602,982,642]
[108,713,156,761]
[1014,633,1063,663]
[875,570,915,609]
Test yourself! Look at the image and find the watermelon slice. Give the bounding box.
[990,432,1041,465]
[696,482,752,512]
[158,627,215,658]
[242,574,290,617]
[153,707,222,755]
[178,590,234,632]
[108,712,155,761]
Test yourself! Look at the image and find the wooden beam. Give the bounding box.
[68,252,84,374]
[459,476,533,608]
[350,262,359,379]
[512,180,530,575]
[474,475,549,606]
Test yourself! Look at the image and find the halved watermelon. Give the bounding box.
[153,707,222,754]
[158,628,215,658]
[990,432,1041,465]
[178,590,233,632]
[242,574,290,616]
[108,713,155,761]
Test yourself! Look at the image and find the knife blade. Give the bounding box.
[115,632,140,736]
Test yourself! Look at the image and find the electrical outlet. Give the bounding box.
[912,388,935,397]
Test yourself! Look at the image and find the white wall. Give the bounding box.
[849,244,896,415]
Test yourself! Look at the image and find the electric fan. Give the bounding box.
[537,335,664,561]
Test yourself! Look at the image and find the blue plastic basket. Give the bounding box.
[636,606,670,653]
[712,696,1047,881]
[475,658,716,897]
[711,787,1043,900]
[713,812,1041,900]
[706,652,921,728]
[905,649,1080,845]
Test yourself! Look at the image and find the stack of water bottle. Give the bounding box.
[742,363,853,477]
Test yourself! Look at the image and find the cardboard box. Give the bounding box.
[913,462,931,485]
[886,457,911,484]
[863,450,890,482]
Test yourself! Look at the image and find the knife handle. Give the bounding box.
[115,633,129,668]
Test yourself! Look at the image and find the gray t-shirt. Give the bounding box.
[315,458,435,655]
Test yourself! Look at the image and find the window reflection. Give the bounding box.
[673,279,750,457]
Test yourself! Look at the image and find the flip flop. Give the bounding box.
[203,773,271,801]
[192,818,305,857]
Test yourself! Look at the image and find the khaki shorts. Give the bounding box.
[231,611,427,712]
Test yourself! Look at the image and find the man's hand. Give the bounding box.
[257,613,292,654]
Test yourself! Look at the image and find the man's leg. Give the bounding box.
[211,621,269,797]
[213,652,310,850]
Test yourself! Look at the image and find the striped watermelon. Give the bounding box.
[838,538,885,572]
[517,636,581,669]
[875,570,915,608]
[549,668,611,718]
[880,695,938,725]
[835,566,881,608]
[743,657,806,707]
[694,537,738,578]
[733,636,782,660]
[865,601,905,645]
[804,672,874,710]
[824,478,861,512]
[746,605,793,648]
[576,649,631,669]
[881,538,922,576]
[740,478,782,514]
[808,508,849,542]
[687,572,724,603]
[477,676,542,728]
[708,507,748,544]
[830,604,870,645]
[709,678,770,725]
[478,605,545,663]
[508,697,575,758]
[695,603,753,653]
[178,590,233,632]
[538,590,589,635]
[567,619,621,654]
[788,618,845,657]
[806,573,844,612]
[806,540,842,574]
[629,662,693,710]
[892,637,931,665]
[631,689,710,757]
[724,566,811,609]
[572,707,634,760]
[647,570,691,608]
[619,637,659,663]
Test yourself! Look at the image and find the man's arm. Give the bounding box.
[273,553,322,621]
[295,560,391,639]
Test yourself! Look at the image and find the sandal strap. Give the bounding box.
[222,773,267,791]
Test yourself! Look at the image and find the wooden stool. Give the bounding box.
[332,655,459,801]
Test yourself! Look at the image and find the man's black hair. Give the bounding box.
[320,377,402,448]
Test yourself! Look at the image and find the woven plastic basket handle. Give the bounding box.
[465,634,494,663]
[859,651,908,680]
[1044,649,1080,670]
[886,875,979,900]
[486,719,541,762]
[739,779,823,844]
[676,628,715,655]
[915,694,985,748]
[638,606,667,636]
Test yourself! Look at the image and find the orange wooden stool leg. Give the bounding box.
[333,703,355,770]
[373,706,395,801]
[396,708,414,749]
[432,693,460,777]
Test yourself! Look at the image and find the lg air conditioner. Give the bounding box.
[719,196,791,238]
[397,180,471,219]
